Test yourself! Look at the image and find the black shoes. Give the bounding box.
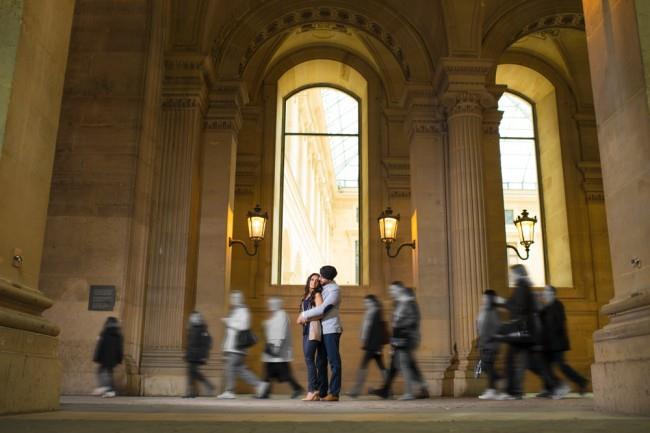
[368,387,390,399]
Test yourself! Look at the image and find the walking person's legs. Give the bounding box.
[348,351,373,397]
[552,351,588,392]
[218,353,238,398]
[185,363,197,397]
[397,349,416,400]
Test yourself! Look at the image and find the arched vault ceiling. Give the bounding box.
[209,0,438,83]
[504,28,593,107]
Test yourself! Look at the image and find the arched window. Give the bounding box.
[499,92,546,286]
[275,86,361,285]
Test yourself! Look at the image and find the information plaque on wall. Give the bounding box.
[88,285,116,311]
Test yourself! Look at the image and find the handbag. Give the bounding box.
[494,318,532,344]
[308,320,322,342]
[235,329,258,350]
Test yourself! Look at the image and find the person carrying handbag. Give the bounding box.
[260,297,304,399]
[299,273,326,401]
[497,265,557,400]
[217,290,269,399]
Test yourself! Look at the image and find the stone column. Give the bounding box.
[405,93,452,396]
[482,104,508,297]
[437,57,496,396]
[140,56,208,395]
[195,83,248,390]
[447,92,491,396]
[583,0,650,415]
[0,0,75,414]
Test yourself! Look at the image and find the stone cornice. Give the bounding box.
[513,13,585,44]
[434,57,495,96]
[382,156,410,198]
[235,153,261,195]
[203,81,249,132]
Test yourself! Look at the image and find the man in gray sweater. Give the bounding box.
[298,265,342,401]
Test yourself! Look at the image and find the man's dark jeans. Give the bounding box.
[322,332,342,396]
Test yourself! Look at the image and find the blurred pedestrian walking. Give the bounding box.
[261,297,304,399]
[183,311,215,398]
[92,316,123,398]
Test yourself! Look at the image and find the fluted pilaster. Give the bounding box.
[447,92,490,364]
[141,56,209,378]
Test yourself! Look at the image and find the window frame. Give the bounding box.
[275,83,363,286]
[499,90,550,285]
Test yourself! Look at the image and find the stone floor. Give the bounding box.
[1,395,649,433]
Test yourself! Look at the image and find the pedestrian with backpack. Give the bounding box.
[184,311,215,397]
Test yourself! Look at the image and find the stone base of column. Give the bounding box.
[0,325,61,414]
[419,356,454,396]
[591,293,650,415]
[140,349,223,396]
[450,356,484,397]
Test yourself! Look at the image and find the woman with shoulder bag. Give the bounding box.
[300,273,326,401]
[217,290,269,399]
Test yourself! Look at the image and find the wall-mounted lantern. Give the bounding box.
[506,209,537,260]
[378,207,416,258]
[229,205,268,257]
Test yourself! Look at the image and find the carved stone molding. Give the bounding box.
[235,153,260,195]
[578,161,604,202]
[449,92,483,116]
[212,6,412,80]
[482,109,503,135]
[382,157,410,198]
[513,13,585,43]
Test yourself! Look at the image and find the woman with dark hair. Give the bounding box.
[300,273,325,401]
[347,294,388,397]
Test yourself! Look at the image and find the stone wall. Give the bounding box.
[39,0,150,395]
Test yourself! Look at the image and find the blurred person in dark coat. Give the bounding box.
[476,289,502,400]
[92,316,123,398]
[370,283,429,400]
[538,285,588,397]
[497,264,557,400]
[347,294,388,397]
[184,311,215,398]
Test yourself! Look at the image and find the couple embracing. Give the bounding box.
[297,265,342,402]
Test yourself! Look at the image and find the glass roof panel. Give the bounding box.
[285,87,359,134]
